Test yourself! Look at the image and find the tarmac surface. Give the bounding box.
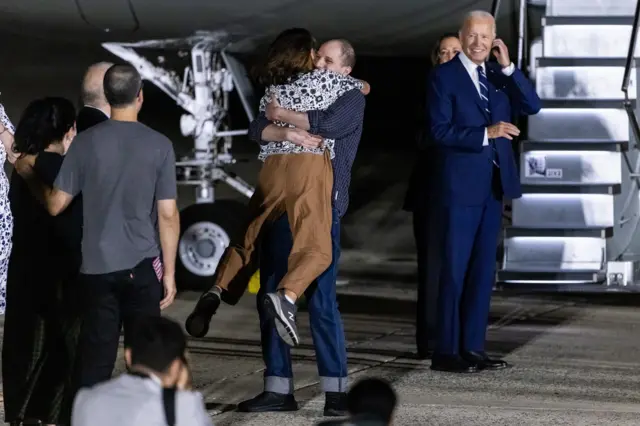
[3,256,640,425]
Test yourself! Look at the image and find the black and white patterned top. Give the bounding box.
[0,103,14,315]
[0,104,13,213]
[258,68,363,161]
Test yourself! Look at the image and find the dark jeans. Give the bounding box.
[258,209,348,394]
[74,257,163,389]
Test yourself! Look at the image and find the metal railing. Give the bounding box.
[491,0,502,18]
[615,0,640,260]
[516,0,527,70]
[622,0,640,142]
[492,0,527,71]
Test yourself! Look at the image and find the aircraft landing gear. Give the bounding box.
[102,31,258,291]
[177,200,247,291]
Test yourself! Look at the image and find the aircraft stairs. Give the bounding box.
[497,0,640,290]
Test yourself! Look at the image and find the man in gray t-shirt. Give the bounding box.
[55,118,177,275]
[15,64,180,389]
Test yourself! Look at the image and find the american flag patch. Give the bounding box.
[152,257,164,281]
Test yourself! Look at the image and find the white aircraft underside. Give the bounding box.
[0,0,515,56]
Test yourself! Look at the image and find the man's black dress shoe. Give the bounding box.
[236,391,299,412]
[431,355,480,373]
[461,351,509,370]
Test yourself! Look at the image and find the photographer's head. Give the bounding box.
[124,316,187,388]
[347,377,397,425]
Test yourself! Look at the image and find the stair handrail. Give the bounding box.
[622,0,640,143]
[622,0,640,100]
[491,0,502,17]
[616,0,640,260]
[516,0,527,71]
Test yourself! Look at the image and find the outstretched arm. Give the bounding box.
[15,133,84,216]
[14,154,74,216]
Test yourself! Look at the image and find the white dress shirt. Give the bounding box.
[71,374,214,426]
[457,52,516,146]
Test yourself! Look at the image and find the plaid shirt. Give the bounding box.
[249,89,366,218]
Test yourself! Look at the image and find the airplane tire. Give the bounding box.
[176,200,247,292]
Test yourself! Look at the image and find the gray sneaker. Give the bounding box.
[263,292,300,346]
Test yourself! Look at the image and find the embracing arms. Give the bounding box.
[13,139,79,216]
[249,89,366,147]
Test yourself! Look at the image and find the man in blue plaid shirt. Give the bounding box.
[238,38,367,417]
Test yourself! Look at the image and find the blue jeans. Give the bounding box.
[257,208,348,394]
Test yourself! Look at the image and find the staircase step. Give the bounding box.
[497,271,605,285]
[520,150,622,186]
[512,194,614,228]
[544,26,640,57]
[504,0,639,289]
[522,141,628,152]
[521,184,621,195]
[502,234,605,272]
[529,109,629,141]
[547,0,637,17]
[537,66,635,101]
[504,227,613,238]
[544,16,635,26]
[540,99,632,109]
[537,58,636,67]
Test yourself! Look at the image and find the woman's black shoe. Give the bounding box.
[185,292,221,337]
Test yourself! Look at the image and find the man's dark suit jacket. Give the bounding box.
[76,106,108,133]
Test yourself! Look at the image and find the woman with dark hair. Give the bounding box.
[403,33,461,359]
[430,32,462,66]
[2,97,83,426]
[187,28,366,346]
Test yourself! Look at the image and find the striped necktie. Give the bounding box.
[477,65,499,168]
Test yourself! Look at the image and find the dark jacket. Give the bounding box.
[76,106,108,133]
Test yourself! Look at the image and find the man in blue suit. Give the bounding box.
[427,10,541,373]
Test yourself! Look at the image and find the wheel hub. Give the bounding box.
[196,239,216,258]
[179,221,230,277]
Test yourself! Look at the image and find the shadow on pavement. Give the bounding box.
[185,292,582,364]
[333,291,583,358]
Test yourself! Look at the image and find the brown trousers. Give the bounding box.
[214,151,333,302]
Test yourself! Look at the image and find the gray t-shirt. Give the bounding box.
[55,120,177,275]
